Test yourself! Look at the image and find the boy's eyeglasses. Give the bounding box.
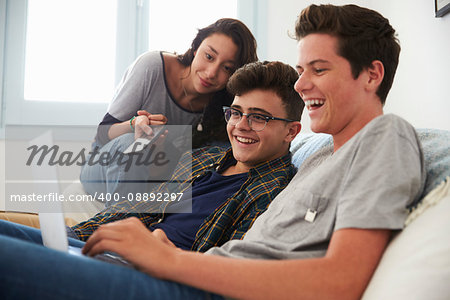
[223,106,295,132]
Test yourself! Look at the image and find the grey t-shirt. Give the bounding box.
[207,114,426,260]
[108,51,202,126]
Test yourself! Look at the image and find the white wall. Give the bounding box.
[261,0,450,132]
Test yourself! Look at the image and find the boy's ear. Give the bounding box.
[365,60,384,93]
[285,121,302,143]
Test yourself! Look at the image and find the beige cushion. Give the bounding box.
[362,178,450,300]
[0,211,78,228]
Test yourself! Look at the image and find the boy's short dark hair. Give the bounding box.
[295,4,400,104]
[227,61,304,121]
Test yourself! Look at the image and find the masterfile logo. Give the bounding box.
[4,125,193,213]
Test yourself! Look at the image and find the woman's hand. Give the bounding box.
[82,217,180,277]
[137,110,168,125]
[133,115,152,138]
[134,110,168,140]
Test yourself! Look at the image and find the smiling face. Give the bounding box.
[294,33,383,150]
[189,33,238,94]
[227,89,300,173]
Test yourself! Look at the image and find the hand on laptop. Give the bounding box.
[82,217,180,276]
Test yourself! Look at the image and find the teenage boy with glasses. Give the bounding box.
[0,61,303,255]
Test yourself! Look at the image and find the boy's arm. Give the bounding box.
[83,217,390,300]
[170,228,390,300]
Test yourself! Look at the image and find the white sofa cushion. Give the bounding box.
[362,178,450,300]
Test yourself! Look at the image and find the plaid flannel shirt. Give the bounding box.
[71,146,296,252]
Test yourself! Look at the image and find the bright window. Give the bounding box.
[24,0,117,103]
[2,0,242,126]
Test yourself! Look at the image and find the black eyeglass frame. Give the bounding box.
[222,106,296,132]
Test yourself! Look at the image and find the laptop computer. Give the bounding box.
[39,210,132,267]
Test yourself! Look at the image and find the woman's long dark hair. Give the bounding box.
[177,18,258,148]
